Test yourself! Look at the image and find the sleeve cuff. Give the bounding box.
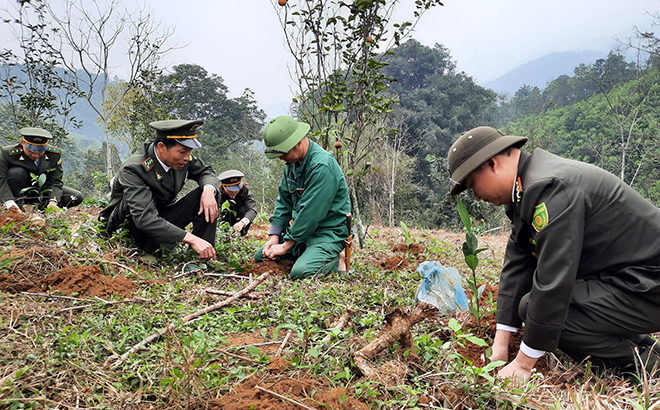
[5,200,18,209]
[269,225,284,236]
[203,184,217,192]
[496,324,518,333]
[520,341,546,359]
[240,217,251,225]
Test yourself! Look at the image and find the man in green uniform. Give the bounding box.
[99,120,219,261]
[254,115,350,279]
[447,126,660,381]
[218,169,257,236]
[0,127,83,212]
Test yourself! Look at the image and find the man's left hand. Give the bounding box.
[199,186,218,222]
[232,221,246,234]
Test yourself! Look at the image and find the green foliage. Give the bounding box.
[19,173,52,202]
[0,0,83,138]
[457,199,490,333]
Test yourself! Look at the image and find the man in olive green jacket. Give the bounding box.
[99,120,219,261]
[254,115,350,279]
[447,126,660,380]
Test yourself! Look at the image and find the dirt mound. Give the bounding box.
[0,246,134,298]
[209,375,368,410]
[243,259,294,276]
[36,265,134,297]
[392,243,426,253]
[0,206,29,231]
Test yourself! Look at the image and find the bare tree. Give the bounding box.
[46,0,176,174]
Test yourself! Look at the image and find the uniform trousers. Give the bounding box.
[111,186,218,253]
[519,278,660,372]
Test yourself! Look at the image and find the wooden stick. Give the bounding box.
[22,292,86,302]
[108,271,271,368]
[205,288,269,299]
[254,385,316,410]
[276,330,292,357]
[320,306,356,345]
[214,348,261,363]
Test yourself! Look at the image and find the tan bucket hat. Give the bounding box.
[447,126,527,195]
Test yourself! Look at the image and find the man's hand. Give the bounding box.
[488,329,512,363]
[183,232,217,260]
[262,236,295,260]
[199,185,218,223]
[498,350,538,383]
[261,235,280,259]
[232,221,246,235]
[47,201,59,209]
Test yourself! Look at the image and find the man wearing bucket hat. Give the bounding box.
[448,126,660,381]
[255,115,350,279]
[218,169,257,236]
[99,119,220,261]
[0,127,84,211]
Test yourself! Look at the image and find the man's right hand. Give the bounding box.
[488,329,512,363]
[183,232,216,260]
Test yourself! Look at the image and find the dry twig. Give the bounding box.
[276,330,292,357]
[254,385,316,410]
[320,306,356,346]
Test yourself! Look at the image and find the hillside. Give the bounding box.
[483,51,605,96]
[1,206,658,408]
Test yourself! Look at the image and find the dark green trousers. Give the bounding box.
[254,238,344,280]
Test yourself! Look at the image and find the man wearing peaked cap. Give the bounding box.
[218,169,257,236]
[99,119,220,261]
[448,125,660,381]
[0,127,84,212]
[255,115,351,279]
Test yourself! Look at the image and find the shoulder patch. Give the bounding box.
[141,157,155,172]
[8,147,22,156]
[532,202,549,232]
[46,145,61,154]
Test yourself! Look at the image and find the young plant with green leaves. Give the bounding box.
[20,172,52,203]
[457,199,489,334]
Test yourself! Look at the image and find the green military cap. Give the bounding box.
[447,126,527,195]
[262,115,310,159]
[218,169,244,192]
[19,127,53,153]
[149,119,204,149]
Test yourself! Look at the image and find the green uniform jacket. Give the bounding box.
[99,141,219,244]
[497,149,660,352]
[0,143,64,202]
[270,140,350,245]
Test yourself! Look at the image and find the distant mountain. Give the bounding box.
[482,51,606,96]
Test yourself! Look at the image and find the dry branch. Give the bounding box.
[205,288,270,299]
[254,385,316,410]
[107,271,272,368]
[276,330,292,357]
[320,306,356,346]
[214,348,261,363]
[353,302,438,380]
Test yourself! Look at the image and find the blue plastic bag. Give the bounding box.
[414,261,468,315]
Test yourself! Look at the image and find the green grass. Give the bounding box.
[1,207,657,409]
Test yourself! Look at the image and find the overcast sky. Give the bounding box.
[3,0,660,119]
